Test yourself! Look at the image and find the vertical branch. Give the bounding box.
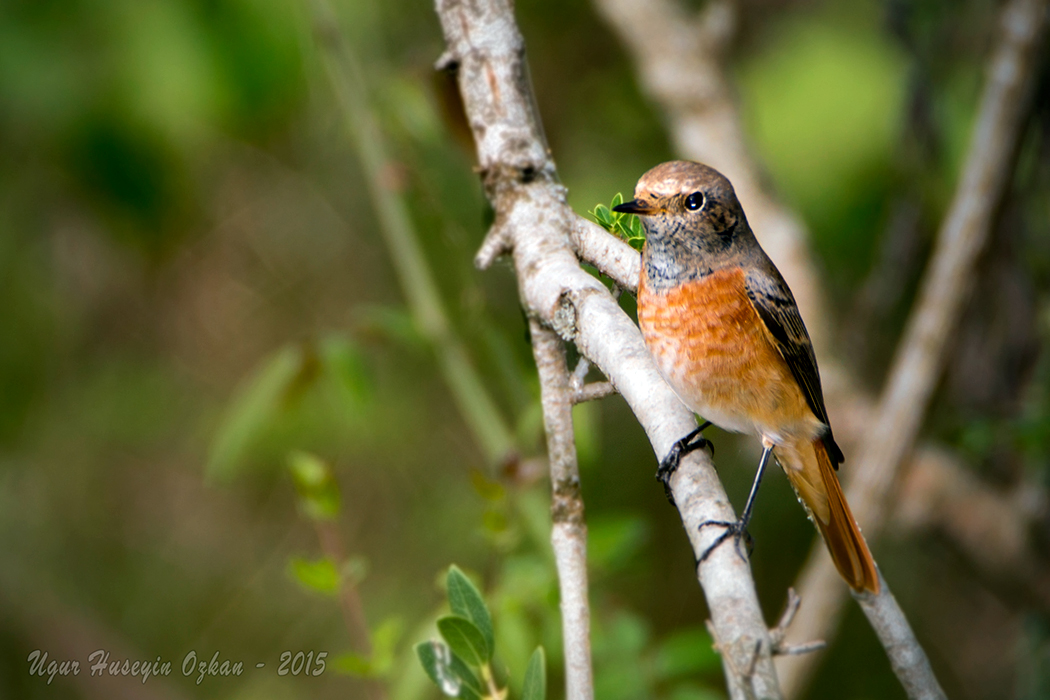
[530,320,594,700]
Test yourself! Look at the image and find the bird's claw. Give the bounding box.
[697,519,754,563]
[656,427,713,504]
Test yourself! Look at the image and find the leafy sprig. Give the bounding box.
[417,566,546,700]
[589,193,645,251]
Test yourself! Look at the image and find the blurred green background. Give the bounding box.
[1,0,1049,699]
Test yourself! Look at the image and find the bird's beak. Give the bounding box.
[612,199,657,215]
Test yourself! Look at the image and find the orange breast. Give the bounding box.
[638,267,812,437]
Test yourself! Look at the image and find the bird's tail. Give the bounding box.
[783,439,879,593]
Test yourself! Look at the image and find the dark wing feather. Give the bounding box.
[745,269,845,466]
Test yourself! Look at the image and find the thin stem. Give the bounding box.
[531,320,594,700]
[310,0,515,465]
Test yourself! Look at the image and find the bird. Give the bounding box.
[613,160,879,593]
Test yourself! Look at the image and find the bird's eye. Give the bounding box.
[685,192,705,211]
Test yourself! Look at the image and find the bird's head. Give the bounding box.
[613,160,741,240]
[613,161,753,284]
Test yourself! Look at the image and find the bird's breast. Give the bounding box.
[637,266,813,438]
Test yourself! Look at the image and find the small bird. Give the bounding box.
[614,160,879,593]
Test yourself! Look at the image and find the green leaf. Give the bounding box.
[446,566,495,655]
[521,647,546,700]
[415,641,483,699]
[288,556,340,596]
[611,191,624,208]
[320,334,371,406]
[287,450,341,520]
[333,651,373,677]
[206,345,302,481]
[332,616,401,678]
[469,469,505,502]
[369,616,404,676]
[629,216,644,238]
[437,616,490,666]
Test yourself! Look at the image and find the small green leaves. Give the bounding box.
[288,450,341,520]
[334,617,402,678]
[437,616,491,666]
[521,647,546,700]
[288,556,340,595]
[415,640,483,700]
[589,192,646,251]
[417,564,545,700]
[446,566,495,655]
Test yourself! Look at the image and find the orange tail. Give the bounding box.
[787,440,879,593]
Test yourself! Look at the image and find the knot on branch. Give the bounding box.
[481,158,558,201]
[552,291,577,341]
[551,479,585,525]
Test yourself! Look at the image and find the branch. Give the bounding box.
[433,0,781,696]
[530,320,594,700]
[851,570,944,700]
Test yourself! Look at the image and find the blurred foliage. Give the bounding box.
[0,0,1048,699]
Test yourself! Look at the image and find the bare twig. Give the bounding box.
[310,0,516,465]
[567,357,617,403]
[768,589,826,657]
[852,570,945,700]
[433,0,781,696]
[312,520,386,700]
[531,320,594,700]
[571,381,617,404]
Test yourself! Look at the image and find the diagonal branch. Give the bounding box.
[434,0,781,697]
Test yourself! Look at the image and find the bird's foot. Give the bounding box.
[697,519,754,564]
[656,423,713,504]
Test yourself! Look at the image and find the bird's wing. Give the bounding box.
[745,269,845,465]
